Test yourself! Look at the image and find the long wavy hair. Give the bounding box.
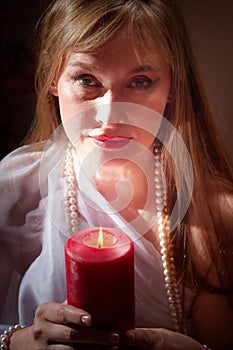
[26,0,233,305]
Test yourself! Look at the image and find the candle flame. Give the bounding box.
[97,226,104,248]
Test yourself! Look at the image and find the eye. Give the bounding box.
[73,74,100,87]
[129,76,153,89]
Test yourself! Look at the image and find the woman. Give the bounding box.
[0,0,232,349]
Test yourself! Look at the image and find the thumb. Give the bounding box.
[126,329,151,349]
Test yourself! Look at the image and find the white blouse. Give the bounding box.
[0,134,196,334]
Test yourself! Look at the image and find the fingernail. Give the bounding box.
[110,333,120,344]
[80,314,91,325]
[126,331,135,345]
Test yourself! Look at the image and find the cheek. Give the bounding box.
[57,83,81,121]
[148,75,171,115]
[148,92,170,116]
[152,103,166,116]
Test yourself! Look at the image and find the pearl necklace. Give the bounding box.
[154,147,186,334]
[64,144,186,334]
[64,146,79,236]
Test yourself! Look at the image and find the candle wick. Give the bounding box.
[97,226,104,248]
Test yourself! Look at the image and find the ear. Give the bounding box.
[50,80,58,96]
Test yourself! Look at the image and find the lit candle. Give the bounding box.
[65,227,135,347]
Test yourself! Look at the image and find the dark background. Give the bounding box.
[1,1,233,161]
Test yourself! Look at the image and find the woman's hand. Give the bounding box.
[10,301,120,350]
[126,328,205,350]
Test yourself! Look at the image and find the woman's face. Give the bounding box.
[51,34,171,161]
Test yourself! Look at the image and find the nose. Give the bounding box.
[95,90,128,125]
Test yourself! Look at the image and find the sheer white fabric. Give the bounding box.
[0,133,196,334]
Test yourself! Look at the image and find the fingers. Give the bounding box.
[35,302,92,326]
[46,345,75,350]
[126,328,165,349]
[126,328,205,350]
[33,302,120,348]
[37,322,119,345]
[46,345,119,350]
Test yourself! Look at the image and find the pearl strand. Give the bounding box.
[63,144,185,333]
[154,147,185,334]
[64,146,79,236]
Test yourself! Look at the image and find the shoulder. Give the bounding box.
[1,142,46,181]
[0,143,48,196]
[0,143,47,224]
[0,139,69,230]
[0,139,67,184]
[188,177,233,290]
[206,177,233,244]
[0,142,46,173]
[191,179,233,348]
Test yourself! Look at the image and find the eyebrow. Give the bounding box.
[69,61,159,75]
[69,61,101,72]
[129,65,158,74]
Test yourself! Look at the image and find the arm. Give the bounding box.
[192,289,233,349]
[125,288,233,350]
[0,242,14,316]
[126,329,207,350]
[191,184,233,348]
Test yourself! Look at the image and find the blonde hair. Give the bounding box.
[26,0,191,142]
[27,0,233,292]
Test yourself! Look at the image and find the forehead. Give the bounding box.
[66,34,167,70]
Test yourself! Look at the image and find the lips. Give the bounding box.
[92,134,130,142]
[89,134,132,149]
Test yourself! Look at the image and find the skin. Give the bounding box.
[10,34,233,349]
[52,34,170,218]
[51,35,170,157]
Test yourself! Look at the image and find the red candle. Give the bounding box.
[65,227,135,345]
